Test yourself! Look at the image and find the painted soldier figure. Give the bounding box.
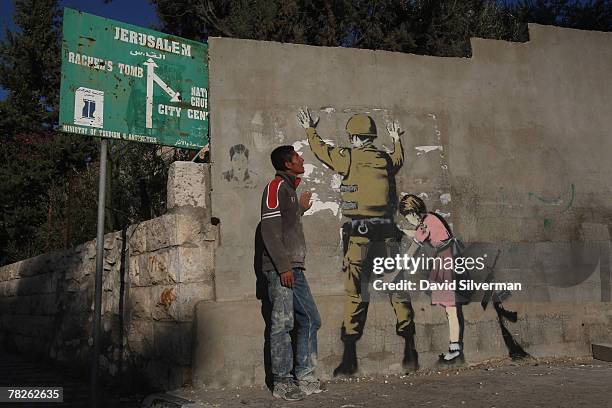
[297,108,418,376]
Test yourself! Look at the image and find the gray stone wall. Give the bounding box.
[0,162,216,391]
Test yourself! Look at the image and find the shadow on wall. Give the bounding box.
[254,222,273,390]
[1,242,96,367]
[460,244,528,360]
[0,227,196,395]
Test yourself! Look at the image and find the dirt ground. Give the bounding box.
[0,349,142,407]
[173,358,612,408]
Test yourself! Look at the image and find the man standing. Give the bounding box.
[297,108,418,376]
[259,145,323,401]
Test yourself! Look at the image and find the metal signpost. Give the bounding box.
[58,8,208,406]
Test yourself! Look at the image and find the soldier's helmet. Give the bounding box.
[346,114,377,138]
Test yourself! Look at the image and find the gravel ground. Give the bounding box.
[173,357,612,408]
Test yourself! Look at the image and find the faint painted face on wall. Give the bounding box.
[231,152,248,177]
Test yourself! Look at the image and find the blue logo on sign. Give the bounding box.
[82,99,96,118]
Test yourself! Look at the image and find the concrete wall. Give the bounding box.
[194,297,612,387]
[199,24,612,386]
[0,162,217,391]
[209,24,612,301]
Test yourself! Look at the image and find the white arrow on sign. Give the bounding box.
[144,58,181,129]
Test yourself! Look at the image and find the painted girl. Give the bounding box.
[399,194,465,364]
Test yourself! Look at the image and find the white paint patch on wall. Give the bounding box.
[302,163,316,178]
[304,192,340,217]
[321,106,336,115]
[417,192,429,199]
[440,193,452,205]
[250,111,267,151]
[293,139,309,152]
[435,210,451,218]
[415,145,443,155]
[295,137,335,148]
[330,174,343,190]
[274,124,285,143]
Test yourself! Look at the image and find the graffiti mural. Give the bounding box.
[208,105,603,382]
[479,250,529,359]
[295,106,531,375]
[198,34,612,389]
[222,143,257,188]
[297,107,418,375]
[399,194,468,364]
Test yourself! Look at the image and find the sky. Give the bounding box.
[0,0,159,100]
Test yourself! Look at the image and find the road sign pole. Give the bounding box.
[91,138,107,407]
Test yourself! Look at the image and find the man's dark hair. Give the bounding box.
[229,144,249,160]
[270,145,295,171]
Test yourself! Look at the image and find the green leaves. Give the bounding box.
[0,0,62,131]
[152,0,611,56]
[0,0,192,266]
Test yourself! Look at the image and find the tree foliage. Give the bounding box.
[0,0,188,266]
[0,0,97,264]
[152,0,611,57]
[0,0,62,131]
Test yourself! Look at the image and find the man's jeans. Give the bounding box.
[265,267,321,383]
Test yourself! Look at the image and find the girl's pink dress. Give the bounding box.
[414,213,456,307]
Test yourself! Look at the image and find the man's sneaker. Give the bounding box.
[272,381,306,401]
[297,378,325,395]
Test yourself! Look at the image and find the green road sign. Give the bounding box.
[59,8,208,150]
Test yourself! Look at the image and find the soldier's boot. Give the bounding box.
[402,334,419,372]
[333,339,358,377]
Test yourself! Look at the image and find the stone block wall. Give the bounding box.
[0,162,216,391]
